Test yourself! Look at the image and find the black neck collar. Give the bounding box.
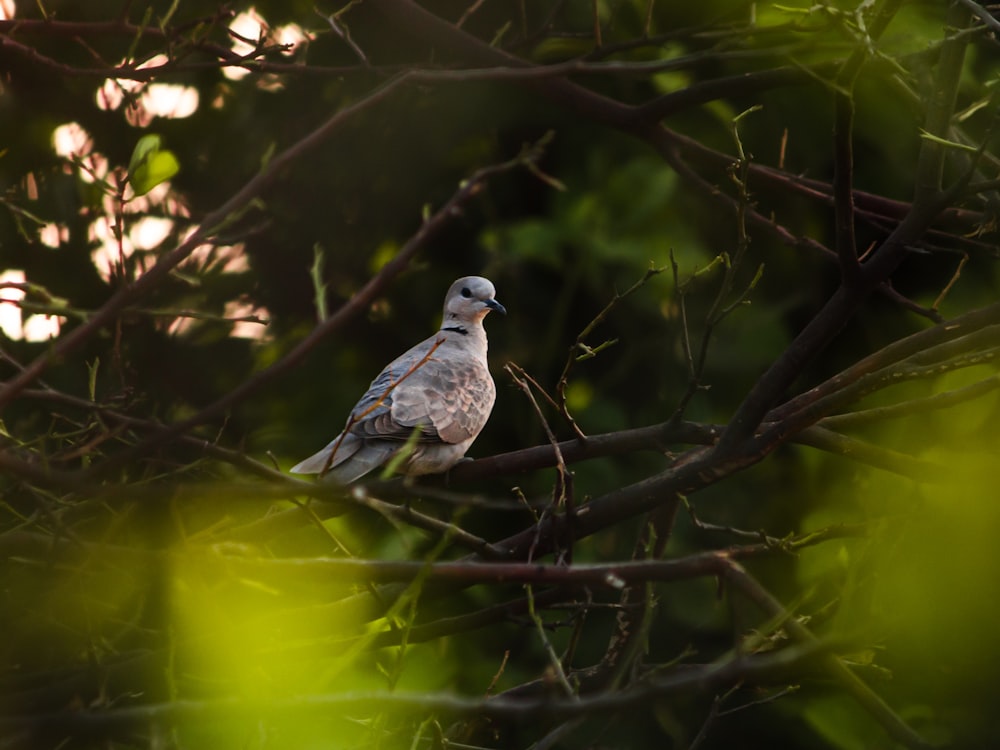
[442,325,469,335]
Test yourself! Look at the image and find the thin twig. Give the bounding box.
[555,266,663,440]
[506,362,576,563]
[81,142,548,478]
[957,0,1000,34]
[670,110,762,421]
[723,561,932,748]
[0,73,416,413]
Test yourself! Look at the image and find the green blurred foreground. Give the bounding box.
[2,0,1000,747]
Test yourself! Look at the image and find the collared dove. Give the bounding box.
[290,276,505,483]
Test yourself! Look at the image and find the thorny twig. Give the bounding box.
[2,6,995,749]
[70,138,554,479]
[670,109,764,422]
[555,265,664,441]
[506,362,576,564]
[723,561,931,748]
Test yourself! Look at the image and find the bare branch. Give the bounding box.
[0,73,415,412]
[82,145,542,477]
[956,0,1000,40]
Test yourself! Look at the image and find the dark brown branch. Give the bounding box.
[723,561,931,749]
[958,0,1000,33]
[714,162,960,453]
[367,0,642,131]
[795,425,946,482]
[832,66,860,281]
[450,420,718,481]
[914,2,973,203]
[714,0,952,453]
[636,65,830,121]
[0,14,231,39]
[505,363,576,563]
[645,130,948,323]
[0,639,848,735]
[821,372,1000,429]
[553,267,662,440]
[0,73,415,413]
[768,301,1000,424]
[830,0,908,268]
[0,533,925,747]
[81,146,535,478]
[480,302,1000,559]
[0,532,854,590]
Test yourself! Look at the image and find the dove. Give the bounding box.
[290,276,505,483]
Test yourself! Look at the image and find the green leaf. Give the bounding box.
[87,358,100,402]
[531,36,593,61]
[310,244,328,322]
[380,428,421,478]
[128,134,161,175]
[918,129,978,152]
[132,150,180,196]
[128,135,180,196]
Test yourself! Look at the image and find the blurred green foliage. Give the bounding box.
[1,0,999,747]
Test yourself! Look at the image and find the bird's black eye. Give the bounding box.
[460,287,472,298]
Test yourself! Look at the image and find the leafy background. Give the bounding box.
[1,0,999,748]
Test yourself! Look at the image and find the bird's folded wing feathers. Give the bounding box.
[288,431,362,473]
[292,276,502,480]
[347,338,494,446]
[392,358,495,444]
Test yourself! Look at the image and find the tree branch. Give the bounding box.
[0,73,414,412]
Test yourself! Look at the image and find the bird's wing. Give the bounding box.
[348,333,495,446]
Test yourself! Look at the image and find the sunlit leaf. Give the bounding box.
[128,134,180,195]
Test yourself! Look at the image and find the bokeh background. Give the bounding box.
[2,0,999,747]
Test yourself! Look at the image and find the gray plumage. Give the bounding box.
[290,276,505,483]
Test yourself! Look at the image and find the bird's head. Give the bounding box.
[443,276,506,324]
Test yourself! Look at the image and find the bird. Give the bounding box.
[290,275,506,484]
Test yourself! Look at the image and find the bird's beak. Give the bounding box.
[485,298,506,315]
